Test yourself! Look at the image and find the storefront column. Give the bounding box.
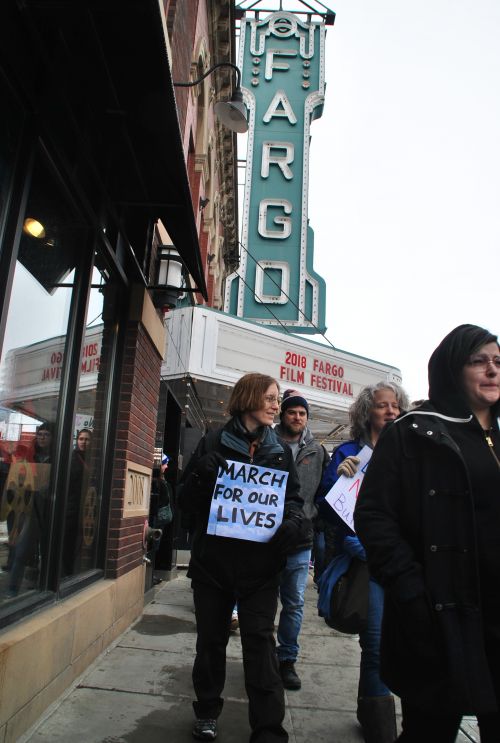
[106,287,166,579]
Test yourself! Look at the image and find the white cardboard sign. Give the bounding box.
[206,459,288,542]
[324,445,373,532]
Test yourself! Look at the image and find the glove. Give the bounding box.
[269,512,302,555]
[187,452,228,506]
[337,455,361,478]
[193,452,228,484]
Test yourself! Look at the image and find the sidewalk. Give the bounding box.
[20,571,479,742]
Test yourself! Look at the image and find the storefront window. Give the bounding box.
[0,151,82,603]
[62,254,118,580]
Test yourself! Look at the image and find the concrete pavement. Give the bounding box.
[20,570,479,742]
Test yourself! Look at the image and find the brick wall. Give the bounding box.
[106,322,162,578]
[167,0,199,134]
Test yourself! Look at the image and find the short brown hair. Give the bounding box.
[228,373,279,416]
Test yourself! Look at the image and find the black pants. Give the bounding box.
[399,608,500,742]
[192,580,287,743]
[398,700,500,742]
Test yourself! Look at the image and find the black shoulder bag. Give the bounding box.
[328,557,370,634]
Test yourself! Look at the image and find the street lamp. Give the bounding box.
[174,62,248,134]
[151,245,185,311]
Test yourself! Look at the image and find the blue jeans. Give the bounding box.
[276,548,311,663]
[358,578,390,697]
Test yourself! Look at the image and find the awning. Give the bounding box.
[1,0,207,298]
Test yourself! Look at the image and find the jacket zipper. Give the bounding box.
[484,431,500,469]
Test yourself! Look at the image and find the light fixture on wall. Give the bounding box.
[22,216,57,247]
[150,245,185,311]
[23,217,46,239]
[174,62,248,134]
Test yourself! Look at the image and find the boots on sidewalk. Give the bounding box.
[279,660,301,690]
[357,695,397,743]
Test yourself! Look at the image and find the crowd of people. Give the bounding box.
[1,323,497,742]
[176,323,499,743]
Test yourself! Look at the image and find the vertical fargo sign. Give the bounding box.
[224,12,327,333]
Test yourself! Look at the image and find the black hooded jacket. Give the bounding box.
[354,324,500,715]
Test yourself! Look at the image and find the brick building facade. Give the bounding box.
[0,1,239,739]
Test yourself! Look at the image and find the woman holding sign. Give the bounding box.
[178,372,303,742]
[355,325,500,742]
[316,381,410,743]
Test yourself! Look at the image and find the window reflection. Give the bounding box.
[62,256,117,579]
[0,151,78,602]
[2,422,54,596]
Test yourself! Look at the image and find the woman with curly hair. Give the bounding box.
[316,381,410,743]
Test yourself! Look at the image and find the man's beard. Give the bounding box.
[283,422,305,437]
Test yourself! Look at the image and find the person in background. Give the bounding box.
[148,452,173,584]
[274,388,330,690]
[316,382,410,743]
[74,428,92,455]
[63,428,92,576]
[178,372,303,742]
[32,422,52,464]
[8,422,54,595]
[355,324,500,742]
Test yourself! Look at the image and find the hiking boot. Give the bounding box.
[279,660,301,690]
[192,718,217,740]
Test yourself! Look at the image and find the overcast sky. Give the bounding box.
[305,0,500,401]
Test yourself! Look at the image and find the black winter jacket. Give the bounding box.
[355,403,500,714]
[178,417,303,595]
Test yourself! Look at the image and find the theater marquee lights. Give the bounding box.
[224,11,327,333]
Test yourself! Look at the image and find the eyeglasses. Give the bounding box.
[466,354,500,372]
[263,395,282,405]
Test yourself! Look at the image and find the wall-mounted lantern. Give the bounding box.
[150,245,185,311]
[174,62,248,134]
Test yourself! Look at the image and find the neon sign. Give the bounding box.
[224,12,327,333]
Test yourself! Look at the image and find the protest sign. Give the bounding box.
[206,459,288,542]
[324,445,372,532]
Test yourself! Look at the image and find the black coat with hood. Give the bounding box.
[178,416,303,595]
[354,324,500,715]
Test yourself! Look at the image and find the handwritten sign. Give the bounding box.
[324,445,373,532]
[206,460,288,542]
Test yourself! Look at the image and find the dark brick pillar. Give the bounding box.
[106,296,164,579]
